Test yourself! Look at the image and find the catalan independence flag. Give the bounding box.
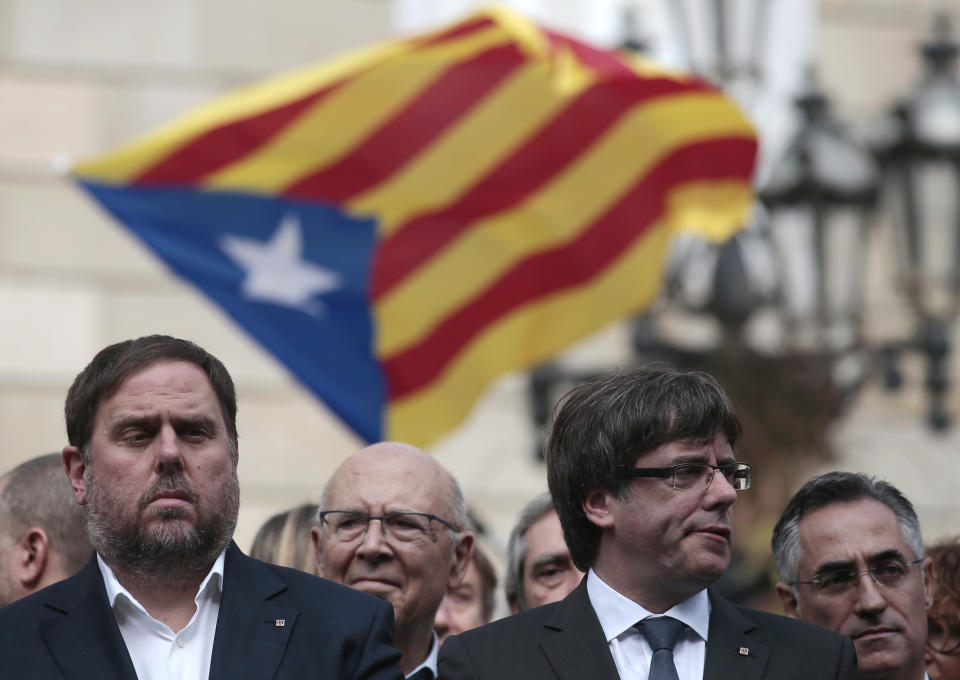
[72,8,757,447]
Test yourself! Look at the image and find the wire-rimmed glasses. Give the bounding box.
[792,557,924,597]
[318,510,458,544]
[622,462,751,491]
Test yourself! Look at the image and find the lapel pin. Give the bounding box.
[275,619,286,627]
[739,647,749,656]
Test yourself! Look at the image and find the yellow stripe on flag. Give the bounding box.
[346,60,583,231]
[385,217,674,446]
[71,37,424,184]
[375,93,754,357]
[203,26,515,194]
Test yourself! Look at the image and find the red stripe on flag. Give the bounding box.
[282,42,528,203]
[543,29,635,78]
[413,16,497,48]
[132,84,344,186]
[370,76,712,300]
[131,20,500,187]
[383,136,758,401]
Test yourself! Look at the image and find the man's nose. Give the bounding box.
[704,468,738,508]
[853,571,889,615]
[155,424,184,472]
[355,518,392,560]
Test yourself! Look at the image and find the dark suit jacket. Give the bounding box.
[438,580,859,679]
[0,542,403,680]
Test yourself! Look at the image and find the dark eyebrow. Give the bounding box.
[867,549,910,565]
[813,559,857,575]
[814,550,910,575]
[109,414,159,435]
[172,414,220,432]
[530,553,572,570]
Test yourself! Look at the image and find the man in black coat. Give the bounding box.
[0,335,402,679]
[439,367,858,680]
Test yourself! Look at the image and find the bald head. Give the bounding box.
[313,442,473,675]
[321,443,468,532]
[0,454,93,606]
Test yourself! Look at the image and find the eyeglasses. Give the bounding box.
[928,616,960,655]
[792,558,923,597]
[622,462,751,491]
[318,510,458,544]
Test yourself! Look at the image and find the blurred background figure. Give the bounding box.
[927,537,960,680]
[0,453,92,607]
[434,544,497,646]
[249,502,319,574]
[504,492,582,614]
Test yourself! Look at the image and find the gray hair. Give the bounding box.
[505,492,556,611]
[0,454,92,575]
[771,471,925,585]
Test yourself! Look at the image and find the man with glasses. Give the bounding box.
[440,367,857,679]
[773,471,933,680]
[313,442,474,679]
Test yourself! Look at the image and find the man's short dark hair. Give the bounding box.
[505,492,556,611]
[546,366,742,572]
[771,471,924,585]
[0,454,92,575]
[64,335,238,455]
[472,545,498,623]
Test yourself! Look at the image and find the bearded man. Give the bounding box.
[0,335,402,680]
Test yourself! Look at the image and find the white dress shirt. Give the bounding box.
[98,550,226,680]
[587,569,711,680]
[406,629,440,679]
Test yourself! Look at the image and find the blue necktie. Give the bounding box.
[637,616,686,680]
[406,668,434,680]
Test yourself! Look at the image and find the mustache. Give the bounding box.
[137,472,199,513]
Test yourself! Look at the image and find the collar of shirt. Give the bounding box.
[405,629,439,679]
[98,549,226,615]
[97,550,226,680]
[586,568,710,643]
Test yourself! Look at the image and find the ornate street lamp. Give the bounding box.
[873,13,960,429]
[758,72,880,364]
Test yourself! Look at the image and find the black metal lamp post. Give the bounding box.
[873,14,960,429]
[758,72,879,365]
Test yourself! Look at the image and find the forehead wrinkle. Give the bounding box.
[327,454,449,517]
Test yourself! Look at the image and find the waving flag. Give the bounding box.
[73,7,757,447]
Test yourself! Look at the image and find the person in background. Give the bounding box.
[0,453,92,607]
[434,543,497,645]
[313,441,474,679]
[926,537,960,680]
[773,471,932,680]
[249,502,319,574]
[504,492,582,614]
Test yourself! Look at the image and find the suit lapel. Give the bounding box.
[703,590,769,680]
[39,558,138,680]
[539,580,620,680]
[208,543,299,679]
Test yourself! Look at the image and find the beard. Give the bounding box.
[84,465,239,579]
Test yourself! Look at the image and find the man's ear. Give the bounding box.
[310,526,326,575]
[20,528,51,589]
[582,487,615,529]
[448,531,475,589]
[922,556,934,609]
[62,446,88,506]
[775,582,800,619]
